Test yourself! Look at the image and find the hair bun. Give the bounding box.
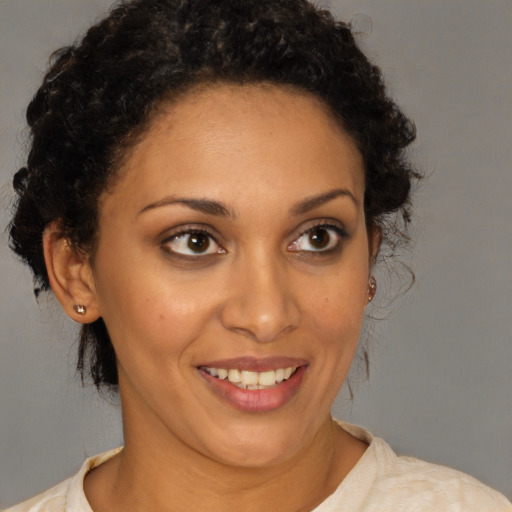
[13,167,29,193]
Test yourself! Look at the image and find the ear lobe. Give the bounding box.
[43,223,100,323]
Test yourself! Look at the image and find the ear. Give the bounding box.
[43,222,100,323]
[365,225,381,305]
[368,223,382,267]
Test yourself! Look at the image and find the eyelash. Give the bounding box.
[161,227,225,259]
[287,222,349,257]
[160,221,348,259]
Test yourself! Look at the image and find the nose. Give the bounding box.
[219,252,300,343]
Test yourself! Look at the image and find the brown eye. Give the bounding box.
[188,233,210,253]
[164,231,225,256]
[288,224,346,253]
[308,228,330,249]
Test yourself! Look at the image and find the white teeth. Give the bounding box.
[258,370,276,386]
[203,366,298,389]
[228,369,241,383]
[241,371,259,386]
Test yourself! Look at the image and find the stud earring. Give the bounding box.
[367,276,377,302]
[73,304,87,315]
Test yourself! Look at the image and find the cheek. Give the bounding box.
[304,267,368,357]
[312,297,365,350]
[106,286,204,356]
[294,277,367,418]
[97,261,226,374]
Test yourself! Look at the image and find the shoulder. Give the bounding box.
[2,480,70,512]
[331,422,512,512]
[371,440,511,510]
[2,447,122,512]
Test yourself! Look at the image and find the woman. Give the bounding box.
[5,0,511,510]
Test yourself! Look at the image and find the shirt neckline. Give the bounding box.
[65,422,379,512]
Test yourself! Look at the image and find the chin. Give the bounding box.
[198,415,319,469]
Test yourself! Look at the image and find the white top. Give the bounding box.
[5,423,511,512]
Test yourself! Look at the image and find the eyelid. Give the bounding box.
[159,223,222,242]
[290,218,348,239]
[160,224,226,257]
[288,219,349,253]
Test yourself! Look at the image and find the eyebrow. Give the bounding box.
[138,197,231,217]
[290,188,358,216]
[138,188,357,218]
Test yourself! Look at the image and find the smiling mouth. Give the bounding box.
[199,366,299,390]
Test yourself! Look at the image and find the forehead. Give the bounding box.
[105,83,365,214]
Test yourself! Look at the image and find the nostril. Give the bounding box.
[220,297,300,343]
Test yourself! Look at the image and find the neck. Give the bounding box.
[84,384,366,512]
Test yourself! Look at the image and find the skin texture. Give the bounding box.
[45,84,376,511]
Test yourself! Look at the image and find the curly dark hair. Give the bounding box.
[9,0,417,389]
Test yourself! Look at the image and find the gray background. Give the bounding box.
[1,0,510,507]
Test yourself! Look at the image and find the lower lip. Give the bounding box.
[198,365,307,413]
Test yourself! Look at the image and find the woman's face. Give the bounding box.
[89,84,373,467]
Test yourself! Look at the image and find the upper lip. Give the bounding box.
[197,356,308,372]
